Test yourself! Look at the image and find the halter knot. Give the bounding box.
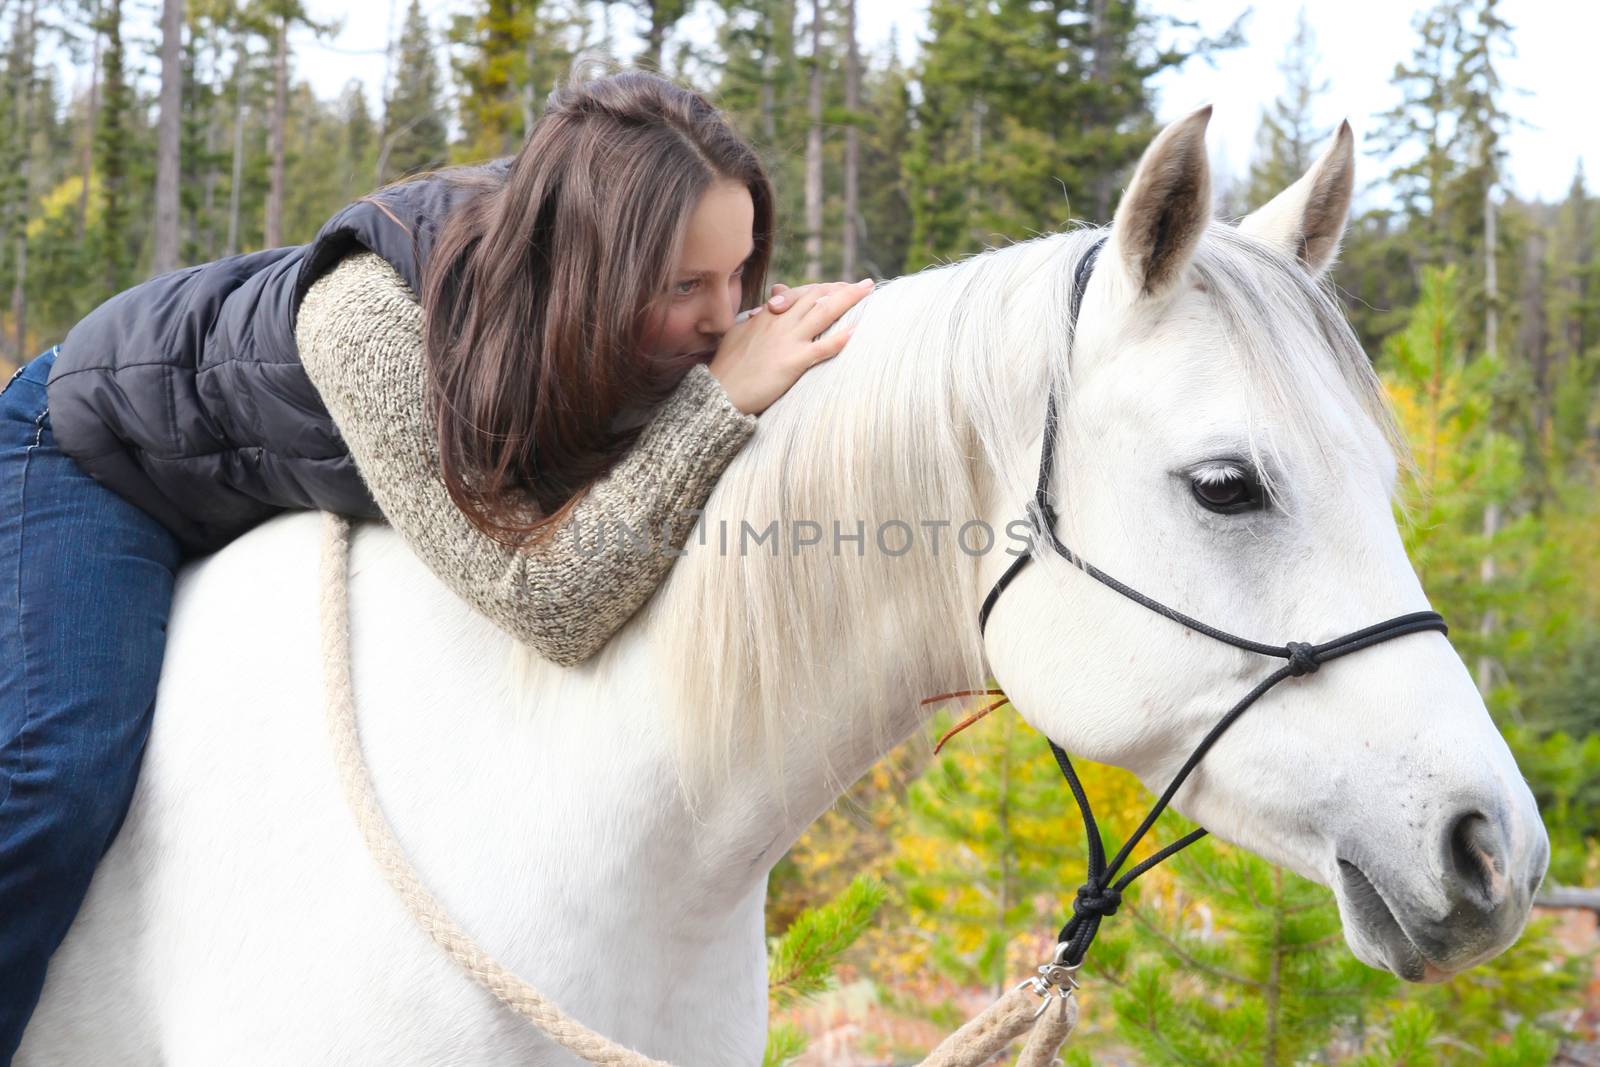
[1073,883,1122,919]
[1285,642,1321,677]
[1027,499,1059,536]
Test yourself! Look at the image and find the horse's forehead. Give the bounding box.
[1088,286,1388,476]
[1094,289,1239,402]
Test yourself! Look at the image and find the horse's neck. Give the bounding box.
[359,597,913,936]
[630,554,955,889]
[625,372,996,887]
[672,662,931,885]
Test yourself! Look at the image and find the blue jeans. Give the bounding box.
[0,346,182,1061]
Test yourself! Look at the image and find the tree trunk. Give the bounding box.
[968,94,984,248]
[1088,0,1114,221]
[1484,182,1498,362]
[202,35,222,260]
[77,0,102,243]
[803,0,822,280]
[225,32,246,256]
[1476,181,1498,695]
[97,0,128,294]
[1523,234,1551,452]
[522,11,537,140]
[841,0,859,280]
[1575,192,1592,361]
[757,4,776,144]
[265,13,287,247]
[374,0,396,186]
[11,0,36,362]
[152,0,184,274]
[645,0,665,70]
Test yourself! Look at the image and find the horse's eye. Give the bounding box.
[1190,464,1264,514]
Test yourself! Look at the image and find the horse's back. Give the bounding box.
[21,511,765,1066]
[20,514,522,1063]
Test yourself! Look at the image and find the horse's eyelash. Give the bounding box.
[1192,463,1246,485]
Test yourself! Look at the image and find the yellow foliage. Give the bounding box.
[26,175,99,244]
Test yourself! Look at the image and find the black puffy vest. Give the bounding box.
[48,157,513,556]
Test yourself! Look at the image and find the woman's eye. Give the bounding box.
[1190,464,1265,514]
[674,279,700,296]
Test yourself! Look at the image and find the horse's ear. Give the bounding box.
[1106,105,1213,301]
[1238,121,1355,277]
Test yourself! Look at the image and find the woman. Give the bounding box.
[0,67,871,1058]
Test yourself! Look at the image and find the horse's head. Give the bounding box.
[983,107,1548,982]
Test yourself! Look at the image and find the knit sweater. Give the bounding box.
[295,251,759,667]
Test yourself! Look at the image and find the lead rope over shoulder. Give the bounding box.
[318,511,1075,1067]
[319,512,671,1067]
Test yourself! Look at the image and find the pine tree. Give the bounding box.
[261,0,295,246]
[624,0,691,71]
[93,0,134,292]
[3,0,39,359]
[1100,840,1394,1066]
[714,0,805,279]
[901,0,1003,268]
[892,706,1117,1002]
[250,0,336,247]
[854,39,911,280]
[1383,266,1527,689]
[221,4,262,257]
[801,0,823,280]
[1369,0,1517,353]
[1443,0,1515,274]
[380,0,447,180]
[340,81,376,202]
[903,0,1242,270]
[280,82,352,240]
[1093,831,1579,1065]
[1545,166,1600,473]
[1371,3,1458,269]
[764,875,886,1067]
[448,0,571,161]
[74,0,104,245]
[179,6,230,264]
[839,0,859,280]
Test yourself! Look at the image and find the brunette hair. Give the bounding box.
[418,67,775,546]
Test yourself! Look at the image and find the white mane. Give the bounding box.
[653,224,1404,798]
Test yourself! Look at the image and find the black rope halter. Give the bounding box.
[978,236,1448,976]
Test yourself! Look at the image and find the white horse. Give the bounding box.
[20,107,1547,1065]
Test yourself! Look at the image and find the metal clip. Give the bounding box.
[1039,965,1079,1017]
[1031,982,1074,1020]
[1038,963,1079,992]
[1014,974,1051,998]
[1014,953,1081,1019]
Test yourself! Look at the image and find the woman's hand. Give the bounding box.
[707,278,875,416]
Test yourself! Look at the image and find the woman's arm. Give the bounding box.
[295,251,757,667]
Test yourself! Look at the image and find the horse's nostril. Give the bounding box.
[1445,810,1507,911]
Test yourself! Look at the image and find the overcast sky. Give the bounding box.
[60,0,1596,207]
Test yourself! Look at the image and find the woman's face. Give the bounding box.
[642,179,755,362]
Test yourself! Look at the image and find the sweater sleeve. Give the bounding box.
[294,251,758,667]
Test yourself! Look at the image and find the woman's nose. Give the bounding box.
[699,296,736,337]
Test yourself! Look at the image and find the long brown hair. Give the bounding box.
[419,68,775,546]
